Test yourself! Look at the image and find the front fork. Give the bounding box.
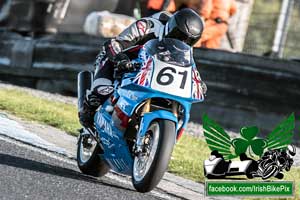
[134,99,179,155]
[135,99,151,155]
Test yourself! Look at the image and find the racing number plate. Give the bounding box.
[150,59,192,98]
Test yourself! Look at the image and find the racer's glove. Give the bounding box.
[115,53,134,72]
[104,39,123,62]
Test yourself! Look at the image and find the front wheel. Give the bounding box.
[77,130,110,177]
[132,120,176,193]
[262,164,278,180]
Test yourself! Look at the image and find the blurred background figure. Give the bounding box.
[144,0,237,49]
[146,0,176,16]
[192,0,237,48]
[145,0,204,16]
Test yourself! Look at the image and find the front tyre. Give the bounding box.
[262,164,278,180]
[132,120,176,193]
[77,132,110,177]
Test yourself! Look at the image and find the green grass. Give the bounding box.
[0,89,80,136]
[0,88,300,192]
[169,134,211,182]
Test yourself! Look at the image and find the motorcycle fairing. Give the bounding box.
[117,85,191,137]
[94,111,133,175]
[137,110,178,139]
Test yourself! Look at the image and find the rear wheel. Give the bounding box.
[132,120,176,193]
[77,130,110,177]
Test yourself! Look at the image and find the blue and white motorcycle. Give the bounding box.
[76,38,206,193]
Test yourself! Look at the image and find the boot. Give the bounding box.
[78,92,102,128]
[79,78,114,127]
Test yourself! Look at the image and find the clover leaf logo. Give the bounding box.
[232,126,267,157]
[203,113,294,160]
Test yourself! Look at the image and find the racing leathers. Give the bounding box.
[79,8,204,127]
[79,12,172,127]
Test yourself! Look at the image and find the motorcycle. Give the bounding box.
[251,149,294,180]
[76,38,206,192]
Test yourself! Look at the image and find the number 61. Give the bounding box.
[156,67,187,89]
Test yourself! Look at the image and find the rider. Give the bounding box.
[79,8,204,127]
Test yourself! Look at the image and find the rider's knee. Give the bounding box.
[92,78,114,97]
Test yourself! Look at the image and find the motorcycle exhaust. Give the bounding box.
[77,71,93,111]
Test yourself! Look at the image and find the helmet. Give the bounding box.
[165,8,204,46]
[287,144,296,157]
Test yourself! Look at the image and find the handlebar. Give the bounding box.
[113,62,141,79]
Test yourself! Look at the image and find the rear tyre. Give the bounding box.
[132,120,176,193]
[77,132,110,177]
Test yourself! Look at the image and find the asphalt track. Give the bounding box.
[0,136,174,200]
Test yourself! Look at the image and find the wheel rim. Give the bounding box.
[79,135,97,163]
[133,122,160,182]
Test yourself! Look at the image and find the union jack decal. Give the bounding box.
[192,68,204,100]
[134,58,153,87]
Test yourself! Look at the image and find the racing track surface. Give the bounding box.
[0,137,171,200]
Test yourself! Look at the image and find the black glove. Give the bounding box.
[115,53,133,72]
[104,39,123,62]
